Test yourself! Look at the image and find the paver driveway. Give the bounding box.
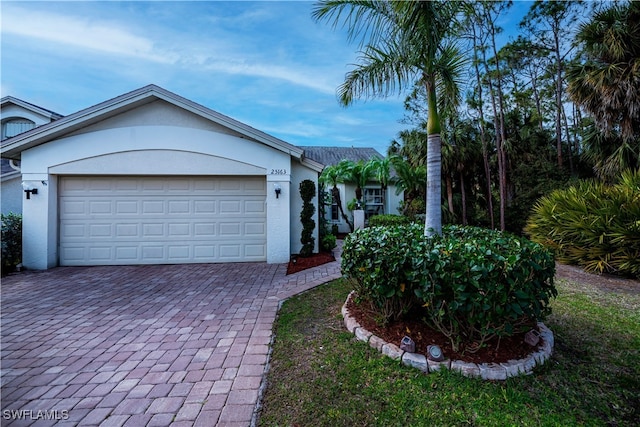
[1,254,342,427]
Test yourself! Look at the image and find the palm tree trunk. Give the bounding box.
[332,185,353,232]
[425,134,442,236]
[425,75,442,237]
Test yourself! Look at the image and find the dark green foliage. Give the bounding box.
[321,234,337,252]
[1,213,22,276]
[526,169,640,278]
[342,223,557,352]
[299,180,316,257]
[318,185,337,253]
[367,214,412,227]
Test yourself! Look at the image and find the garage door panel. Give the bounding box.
[194,245,216,259]
[89,246,112,261]
[246,244,266,258]
[245,222,265,235]
[59,176,266,265]
[194,223,216,236]
[194,200,216,214]
[115,246,138,260]
[116,201,138,214]
[142,200,164,214]
[90,224,112,237]
[219,223,241,236]
[143,223,164,237]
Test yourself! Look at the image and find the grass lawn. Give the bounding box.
[257,275,639,426]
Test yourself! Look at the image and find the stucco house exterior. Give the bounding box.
[1,85,402,270]
[1,96,63,215]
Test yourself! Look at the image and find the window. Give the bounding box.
[331,203,340,222]
[364,188,383,220]
[1,118,35,140]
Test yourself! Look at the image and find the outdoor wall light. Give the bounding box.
[274,184,282,199]
[22,182,38,200]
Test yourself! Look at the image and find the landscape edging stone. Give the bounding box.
[342,291,553,380]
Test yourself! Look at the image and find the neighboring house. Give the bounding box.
[302,146,403,234]
[0,85,400,270]
[1,96,63,215]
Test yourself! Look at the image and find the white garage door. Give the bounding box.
[59,176,267,266]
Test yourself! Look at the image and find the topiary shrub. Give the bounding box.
[525,169,640,278]
[367,214,412,227]
[299,179,316,257]
[342,224,557,353]
[1,213,22,276]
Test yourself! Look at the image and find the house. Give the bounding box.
[1,85,401,270]
[1,97,63,215]
[302,146,403,234]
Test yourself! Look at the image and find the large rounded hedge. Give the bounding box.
[342,224,556,353]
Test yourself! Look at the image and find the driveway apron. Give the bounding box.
[1,246,342,427]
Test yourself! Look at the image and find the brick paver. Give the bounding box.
[1,242,342,426]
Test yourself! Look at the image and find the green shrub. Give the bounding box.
[525,169,640,278]
[299,180,316,257]
[320,233,337,252]
[342,224,557,353]
[1,213,22,276]
[367,214,412,227]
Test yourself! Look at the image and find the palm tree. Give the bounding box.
[319,164,353,231]
[390,155,426,218]
[367,156,393,214]
[566,1,640,180]
[336,159,374,207]
[313,0,466,236]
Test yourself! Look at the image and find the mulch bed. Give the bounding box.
[346,297,539,364]
[286,251,336,275]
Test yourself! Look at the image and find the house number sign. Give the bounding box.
[270,169,287,175]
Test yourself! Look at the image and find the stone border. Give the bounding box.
[342,291,554,380]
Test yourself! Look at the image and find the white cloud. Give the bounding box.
[201,60,335,95]
[1,4,339,95]
[332,115,367,126]
[260,121,328,139]
[1,6,176,64]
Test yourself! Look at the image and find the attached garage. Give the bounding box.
[1,85,324,270]
[58,176,267,265]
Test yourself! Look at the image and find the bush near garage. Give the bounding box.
[342,223,557,353]
[525,169,640,278]
[1,213,22,276]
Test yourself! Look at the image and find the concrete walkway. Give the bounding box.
[1,245,342,427]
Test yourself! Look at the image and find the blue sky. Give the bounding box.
[2,1,533,156]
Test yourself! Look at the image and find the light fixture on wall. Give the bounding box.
[274,184,282,199]
[22,182,38,200]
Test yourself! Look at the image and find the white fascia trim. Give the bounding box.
[300,157,325,173]
[0,170,20,182]
[0,96,64,121]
